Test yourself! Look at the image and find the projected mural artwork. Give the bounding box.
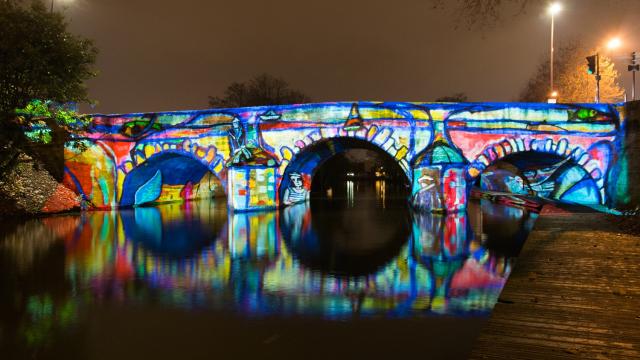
[63,101,627,212]
[26,199,534,318]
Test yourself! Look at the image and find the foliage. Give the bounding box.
[0,0,97,175]
[435,93,469,102]
[519,42,624,103]
[15,99,89,150]
[208,73,311,108]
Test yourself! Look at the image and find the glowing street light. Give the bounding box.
[548,3,562,98]
[548,2,562,16]
[607,37,622,50]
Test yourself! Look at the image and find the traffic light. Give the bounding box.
[586,55,597,75]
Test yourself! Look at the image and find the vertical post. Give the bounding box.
[631,51,638,101]
[50,0,54,12]
[634,70,637,101]
[595,53,601,103]
[550,14,555,95]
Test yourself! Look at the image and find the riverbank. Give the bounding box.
[470,205,640,359]
[0,155,78,217]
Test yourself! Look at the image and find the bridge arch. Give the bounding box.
[277,134,411,205]
[119,145,227,207]
[467,137,611,204]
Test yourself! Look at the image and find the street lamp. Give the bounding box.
[548,2,562,98]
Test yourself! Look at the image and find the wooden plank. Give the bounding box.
[470,208,640,359]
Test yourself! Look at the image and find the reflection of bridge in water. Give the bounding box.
[46,198,536,317]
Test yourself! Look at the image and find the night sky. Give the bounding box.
[60,0,640,114]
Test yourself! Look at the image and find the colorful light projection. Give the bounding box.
[63,101,624,212]
[412,138,468,212]
[44,198,533,318]
[476,141,609,204]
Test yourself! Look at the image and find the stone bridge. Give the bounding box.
[63,101,629,212]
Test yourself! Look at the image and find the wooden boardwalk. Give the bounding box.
[470,206,640,359]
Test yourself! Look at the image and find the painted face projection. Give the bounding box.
[412,168,443,210]
[283,172,309,205]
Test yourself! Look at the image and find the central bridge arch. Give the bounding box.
[277,136,412,205]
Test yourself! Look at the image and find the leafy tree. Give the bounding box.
[435,93,469,102]
[208,73,311,108]
[0,0,97,178]
[15,100,89,146]
[519,42,624,103]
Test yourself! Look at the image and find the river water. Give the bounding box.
[0,180,537,359]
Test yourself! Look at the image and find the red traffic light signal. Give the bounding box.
[586,55,597,75]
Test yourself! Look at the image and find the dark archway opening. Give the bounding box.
[310,148,409,202]
[280,138,412,276]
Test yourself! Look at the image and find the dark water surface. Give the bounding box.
[0,180,537,359]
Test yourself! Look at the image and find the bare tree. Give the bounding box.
[432,0,640,30]
[435,93,469,102]
[208,73,311,108]
[430,0,536,29]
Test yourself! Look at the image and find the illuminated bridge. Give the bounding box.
[63,101,631,212]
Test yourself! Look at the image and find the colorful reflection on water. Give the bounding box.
[0,181,537,357]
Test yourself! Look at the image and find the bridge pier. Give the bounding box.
[227,165,278,211]
[411,139,469,213]
[226,120,280,212]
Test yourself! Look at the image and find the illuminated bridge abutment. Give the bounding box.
[63,101,632,213]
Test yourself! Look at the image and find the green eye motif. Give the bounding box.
[572,108,601,121]
[120,118,162,138]
[576,108,593,119]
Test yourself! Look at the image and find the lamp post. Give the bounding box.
[548,3,562,97]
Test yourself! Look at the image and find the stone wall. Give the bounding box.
[611,101,640,210]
